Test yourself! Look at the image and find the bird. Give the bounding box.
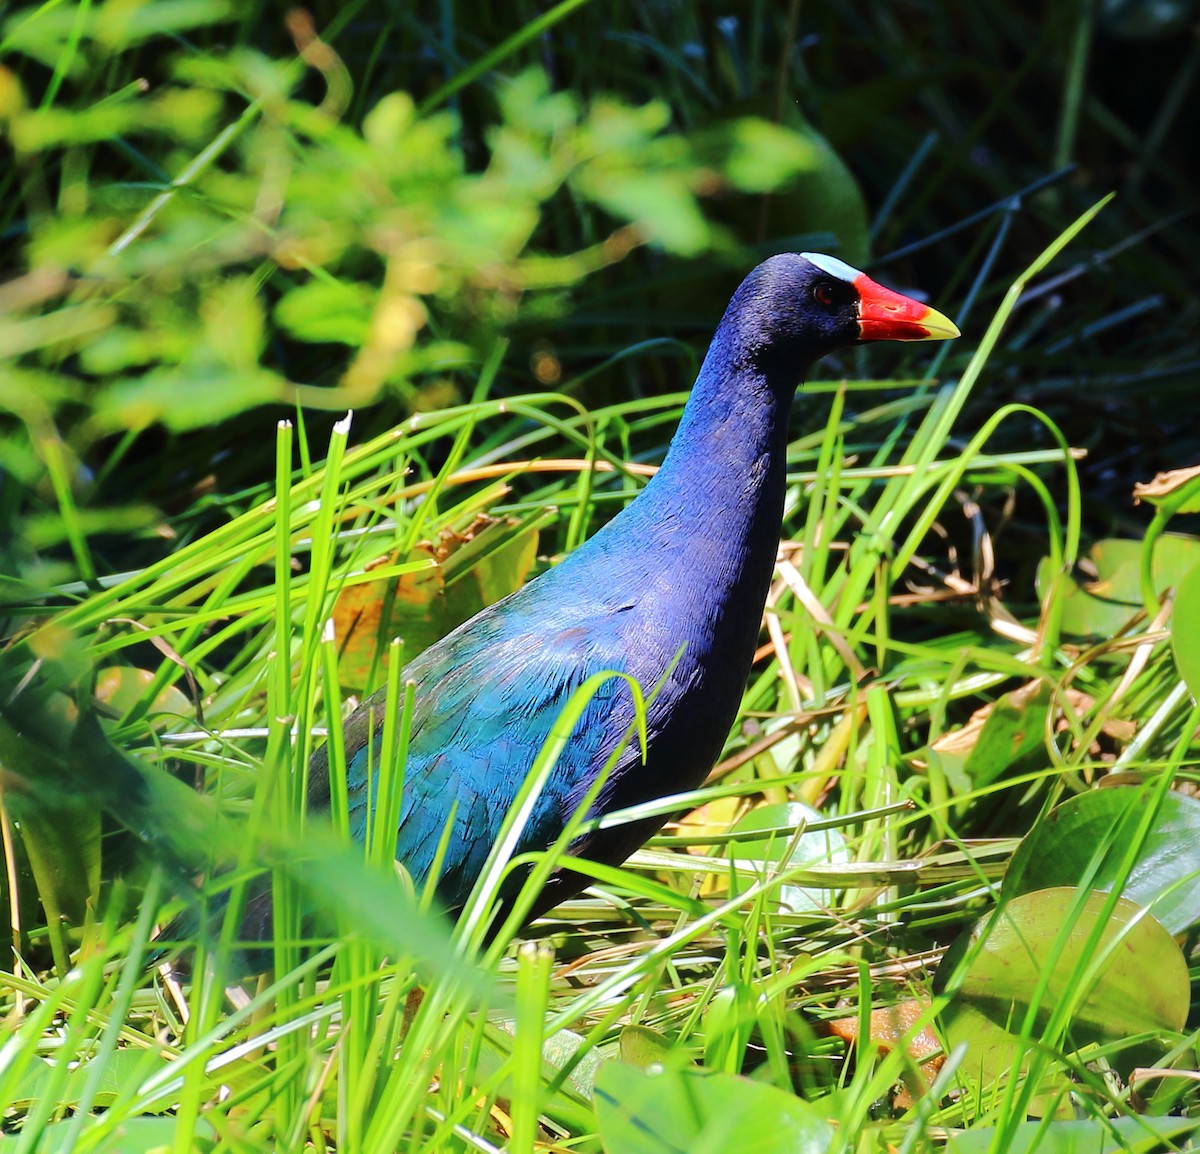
[306,251,958,927]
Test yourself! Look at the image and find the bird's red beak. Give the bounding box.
[854,273,960,342]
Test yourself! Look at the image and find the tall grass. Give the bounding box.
[1,1,1198,1150]
[5,220,1197,1148]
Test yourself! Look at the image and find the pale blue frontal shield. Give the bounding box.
[800,252,864,283]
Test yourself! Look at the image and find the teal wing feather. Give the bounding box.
[314,603,632,910]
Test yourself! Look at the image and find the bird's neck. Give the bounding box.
[587,329,799,617]
[644,367,789,546]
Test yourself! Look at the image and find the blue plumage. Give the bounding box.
[308,253,957,921]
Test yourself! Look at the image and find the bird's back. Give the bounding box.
[309,502,771,914]
[309,570,639,910]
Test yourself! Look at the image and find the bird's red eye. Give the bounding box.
[812,283,835,308]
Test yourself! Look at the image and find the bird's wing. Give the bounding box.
[309,602,635,908]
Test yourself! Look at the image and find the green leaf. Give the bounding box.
[4,1048,174,1112]
[1046,535,1200,638]
[10,105,147,152]
[594,1062,833,1154]
[618,1025,681,1069]
[963,682,1051,788]
[93,0,234,47]
[572,96,714,255]
[78,323,194,375]
[577,167,710,255]
[938,889,1189,1090]
[702,985,758,1072]
[27,216,119,271]
[38,1116,216,1154]
[474,1021,602,1136]
[926,682,1051,795]
[944,1114,1200,1154]
[24,505,161,549]
[9,89,221,151]
[94,666,193,730]
[726,800,849,913]
[542,1027,606,1098]
[275,280,375,346]
[708,95,871,265]
[202,276,265,370]
[1004,787,1200,933]
[701,117,817,194]
[1171,561,1200,701]
[98,365,287,431]
[496,68,580,137]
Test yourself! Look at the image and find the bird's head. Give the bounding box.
[727,251,960,372]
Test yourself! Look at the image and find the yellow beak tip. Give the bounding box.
[921,308,960,341]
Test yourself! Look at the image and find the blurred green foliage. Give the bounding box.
[0,1,886,603]
[3,1,1197,600]
[0,19,826,410]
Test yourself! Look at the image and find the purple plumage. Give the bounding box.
[308,253,958,922]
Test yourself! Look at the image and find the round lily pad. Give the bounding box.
[938,887,1188,1090]
[1004,787,1200,933]
[594,1061,833,1154]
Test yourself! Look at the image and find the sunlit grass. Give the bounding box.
[4,217,1197,1149]
[2,2,1199,1150]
